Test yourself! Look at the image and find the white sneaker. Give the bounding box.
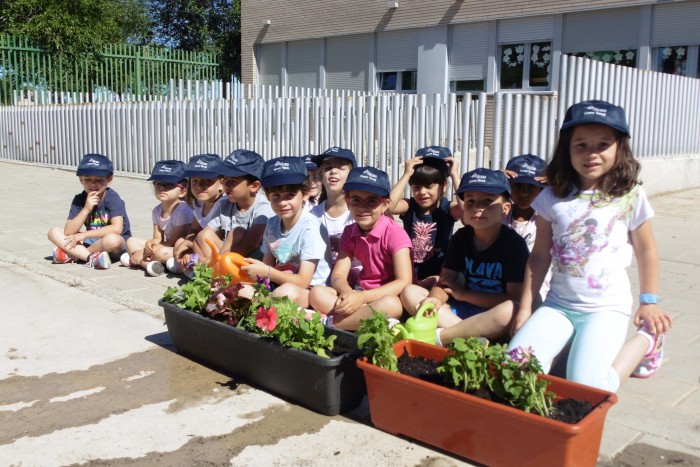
[165,257,182,274]
[120,252,132,268]
[146,261,165,277]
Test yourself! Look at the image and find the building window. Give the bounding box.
[500,42,551,90]
[657,46,687,76]
[574,50,637,68]
[452,80,485,93]
[378,71,417,92]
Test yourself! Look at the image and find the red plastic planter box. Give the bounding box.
[357,340,617,467]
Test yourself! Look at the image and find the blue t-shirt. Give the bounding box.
[442,225,528,295]
[261,210,332,286]
[400,197,455,279]
[68,188,131,241]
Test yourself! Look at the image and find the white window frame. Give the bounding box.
[498,41,552,91]
[377,70,417,93]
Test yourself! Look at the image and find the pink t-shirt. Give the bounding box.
[339,215,412,290]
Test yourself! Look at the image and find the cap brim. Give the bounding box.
[456,185,509,195]
[262,174,307,187]
[76,169,112,177]
[217,166,249,178]
[511,176,545,186]
[560,119,630,136]
[342,182,389,197]
[147,174,184,183]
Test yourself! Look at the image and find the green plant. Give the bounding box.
[357,309,398,372]
[163,270,336,358]
[438,338,556,417]
[163,264,214,313]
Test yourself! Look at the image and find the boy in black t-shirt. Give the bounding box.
[400,168,528,340]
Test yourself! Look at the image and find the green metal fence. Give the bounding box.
[0,34,219,105]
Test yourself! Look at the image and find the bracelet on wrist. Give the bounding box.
[639,293,659,305]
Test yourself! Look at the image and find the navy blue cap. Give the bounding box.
[416,146,452,163]
[505,154,547,186]
[76,154,113,177]
[262,157,309,187]
[147,160,187,183]
[218,149,264,180]
[560,100,630,136]
[303,154,319,171]
[456,168,511,197]
[184,154,222,179]
[343,166,391,197]
[317,147,356,167]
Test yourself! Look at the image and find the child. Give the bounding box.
[508,100,673,391]
[194,149,274,265]
[400,168,529,339]
[122,160,193,276]
[388,146,462,288]
[48,153,131,269]
[503,154,548,251]
[309,147,362,284]
[240,157,331,308]
[169,154,226,274]
[303,154,322,210]
[309,166,413,331]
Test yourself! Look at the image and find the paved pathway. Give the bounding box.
[0,161,699,465]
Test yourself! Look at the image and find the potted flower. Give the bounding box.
[159,265,366,415]
[356,312,617,466]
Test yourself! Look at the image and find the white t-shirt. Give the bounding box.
[505,210,551,299]
[152,202,193,243]
[192,196,226,229]
[310,200,363,285]
[207,192,274,237]
[532,185,654,315]
[261,210,331,286]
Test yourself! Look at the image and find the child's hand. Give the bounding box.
[144,240,160,258]
[438,276,466,299]
[510,307,532,336]
[416,297,442,316]
[403,157,424,177]
[64,231,86,250]
[634,304,673,335]
[334,289,364,315]
[502,169,519,179]
[445,156,460,178]
[83,189,104,211]
[241,258,269,279]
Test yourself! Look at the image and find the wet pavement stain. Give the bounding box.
[0,344,250,445]
[71,403,333,466]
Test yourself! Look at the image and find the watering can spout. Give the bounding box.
[392,324,413,341]
[203,237,251,283]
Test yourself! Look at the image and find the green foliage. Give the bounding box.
[357,309,398,372]
[0,0,151,58]
[163,270,336,358]
[163,264,214,313]
[438,339,556,417]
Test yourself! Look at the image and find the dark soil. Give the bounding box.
[397,353,592,424]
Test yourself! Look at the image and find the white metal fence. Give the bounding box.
[1,56,699,187]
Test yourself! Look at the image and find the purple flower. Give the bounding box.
[256,274,271,291]
[509,346,535,365]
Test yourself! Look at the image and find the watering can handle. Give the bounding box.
[415,302,436,319]
[204,237,220,264]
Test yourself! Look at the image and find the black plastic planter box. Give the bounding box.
[158,300,366,415]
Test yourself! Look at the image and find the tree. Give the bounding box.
[147,0,240,80]
[0,0,151,58]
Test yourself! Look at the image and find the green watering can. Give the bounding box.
[393,302,439,344]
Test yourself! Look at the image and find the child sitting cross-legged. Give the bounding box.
[239,157,331,308]
[309,167,413,331]
[400,168,529,342]
[122,160,193,276]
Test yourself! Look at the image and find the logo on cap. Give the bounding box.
[194,160,208,169]
[361,169,378,181]
[85,158,101,167]
[273,160,290,171]
[584,105,608,118]
[470,173,487,184]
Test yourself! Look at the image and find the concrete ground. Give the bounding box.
[0,160,699,466]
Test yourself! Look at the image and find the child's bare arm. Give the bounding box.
[631,220,672,334]
[329,251,353,295]
[228,224,266,257]
[388,157,422,215]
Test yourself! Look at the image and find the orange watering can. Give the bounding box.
[204,238,252,283]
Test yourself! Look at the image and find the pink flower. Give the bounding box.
[256,306,278,332]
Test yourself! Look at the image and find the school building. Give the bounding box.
[241,0,700,94]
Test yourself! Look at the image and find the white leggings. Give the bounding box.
[507,304,630,392]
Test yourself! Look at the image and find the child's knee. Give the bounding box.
[47,227,63,243]
[102,234,125,253]
[400,284,428,312]
[153,248,172,263]
[373,296,403,318]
